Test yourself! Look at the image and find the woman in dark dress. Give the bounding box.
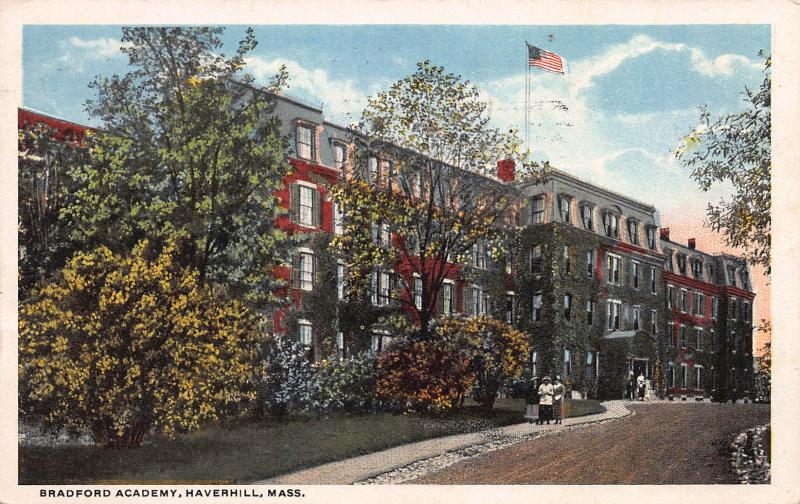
[524,377,540,424]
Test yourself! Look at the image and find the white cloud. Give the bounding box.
[245,56,365,122]
[68,36,125,58]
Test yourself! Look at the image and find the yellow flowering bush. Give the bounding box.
[18,240,264,447]
[436,316,530,411]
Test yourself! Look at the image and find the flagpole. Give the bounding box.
[524,42,529,155]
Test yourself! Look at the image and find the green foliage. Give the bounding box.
[18,239,264,447]
[332,60,548,338]
[65,27,293,308]
[313,352,377,413]
[435,316,530,410]
[17,123,88,299]
[375,339,475,412]
[754,323,771,402]
[256,336,317,418]
[676,55,771,274]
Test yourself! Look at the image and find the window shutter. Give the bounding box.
[291,253,300,289]
[312,189,322,227]
[437,285,444,314]
[290,183,300,222]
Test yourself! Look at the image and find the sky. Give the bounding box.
[22,24,771,350]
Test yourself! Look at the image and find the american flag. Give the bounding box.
[527,44,565,75]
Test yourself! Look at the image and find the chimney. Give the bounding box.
[688,238,696,250]
[660,227,670,241]
[497,158,516,183]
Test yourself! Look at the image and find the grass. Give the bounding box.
[19,399,604,484]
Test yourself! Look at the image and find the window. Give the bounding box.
[667,284,675,309]
[694,327,704,351]
[505,249,514,274]
[667,322,675,347]
[299,185,315,226]
[296,124,314,160]
[334,202,344,235]
[336,331,344,354]
[531,195,545,224]
[692,259,703,279]
[603,211,620,238]
[727,265,737,287]
[586,249,595,278]
[708,263,715,280]
[372,222,391,247]
[563,293,573,321]
[607,254,621,285]
[680,324,688,348]
[711,297,718,319]
[293,250,315,292]
[650,309,657,335]
[681,363,688,388]
[665,249,674,272]
[559,195,572,224]
[580,203,594,230]
[290,182,320,227]
[531,245,543,273]
[333,142,346,169]
[563,246,571,274]
[564,348,573,377]
[668,361,675,387]
[692,292,705,317]
[586,299,595,326]
[472,243,487,269]
[443,282,454,315]
[695,365,704,390]
[646,225,657,250]
[680,288,688,313]
[710,329,717,353]
[385,160,395,188]
[650,266,657,294]
[740,270,750,290]
[298,320,313,346]
[337,263,345,300]
[371,270,394,306]
[530,350,539,378]
[469,286,486,315]
[743,301,751,322]
[632,305,641,330]
[632,261,640,289]
[628,218,639,245]
[505,293,515,323]
[677,254,687,275]
[607,300,622,330]
[368,156,379,184]
[729,297,738,320]
[414,275,423,310]
[532,292,543,322]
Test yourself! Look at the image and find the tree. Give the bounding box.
[436,316,530,411]
[18,239,264,447]
[754,321,771,402]
[64,27,293,308]
[676,55,771,274]
[17,122,88,299]
[331,61,545,339]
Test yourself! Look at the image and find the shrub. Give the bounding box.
[257,336,317,417]
[436,316,530,410]
[375,339,474,413]
[18,240,264,448]
[313,352,376,413]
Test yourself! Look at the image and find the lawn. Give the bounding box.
[19,399,604,484]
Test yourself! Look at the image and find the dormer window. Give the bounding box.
[691,259,703,279]
[676,254,687,276]
[580,203,594,230]
[602,210,620,238]
[664,249,673,272]
[627,218,639,245]
[332,141,347,169]
[559,195,572,224]
[646,225,657,250]
[368,156,379,184]
[740,269,750,290]
[727,265,737,287]
[296,123,315,160]
[708,263,715,280]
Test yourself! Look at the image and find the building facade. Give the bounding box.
[18,94,757,400]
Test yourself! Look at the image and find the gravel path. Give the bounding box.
[413,402,770,485]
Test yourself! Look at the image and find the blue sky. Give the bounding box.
[23,24,769,225]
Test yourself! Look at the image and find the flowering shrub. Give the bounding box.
[257,336,317,417]
[435,316,530,410]
[375,339,475,413]
[313,352,377,413]
[18,240,264,448]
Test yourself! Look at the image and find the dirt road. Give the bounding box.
[413,403,769,484]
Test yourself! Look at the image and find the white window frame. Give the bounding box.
[632,261,640,289]
[298,184,316,227]
[650,309,657,335]
[711,297,718,319]
[680,324,688,348]
[337,262,345,300]
[680,288,688,313]
[332,141,347,169]
[505,291,515,324]
[586,299,595,326]
[607,254,621,285]
[414,274,423,310]
[694,327,704,351]
[442,280,455,315]
[298,248,314,292]
[334,201,344,235]
[532,291,543,322]
[632,305,641,330]
[681,363,688,388]
[296,124,314,160]
[531,195,545,224]
[650,266,657,294]
[586,249,594,278]
[298,319,313,346]
[695,365,704,390]
[607,299,622,330]
[667,322,675,347]
[667,284,675,309]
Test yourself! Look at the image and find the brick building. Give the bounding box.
[18,95,757,400]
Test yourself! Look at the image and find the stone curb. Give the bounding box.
[255,400,634,485]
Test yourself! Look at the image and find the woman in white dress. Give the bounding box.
[537,376,554,425]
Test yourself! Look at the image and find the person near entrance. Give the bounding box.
[524,377,540,424]
[537,376,554,425]
[552,375,566,424]
[637,372,646,401]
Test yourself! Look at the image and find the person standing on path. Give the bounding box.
[524,377,540,424]
[637,373,646,401]
[537,376,554,425]
[552,375,566,424]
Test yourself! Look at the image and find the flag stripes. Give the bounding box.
[527,44,565,74]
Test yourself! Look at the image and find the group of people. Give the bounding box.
[524,375,566,425]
